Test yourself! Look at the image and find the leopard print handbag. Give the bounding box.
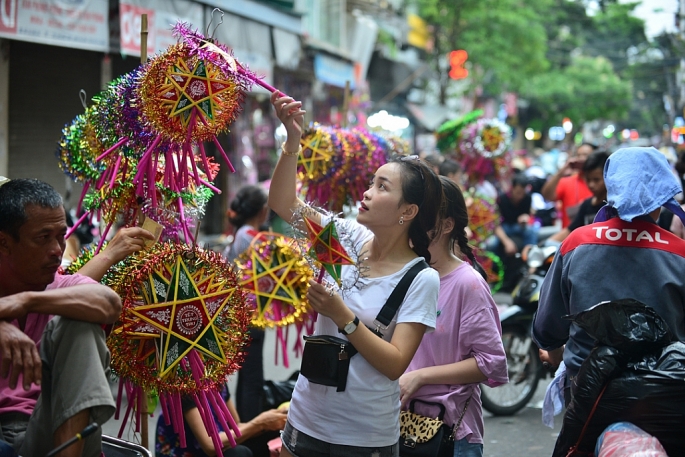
[399,397,472,457]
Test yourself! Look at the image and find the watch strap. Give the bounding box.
[339,315,359,335]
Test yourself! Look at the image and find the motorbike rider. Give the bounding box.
[532,147,685,405]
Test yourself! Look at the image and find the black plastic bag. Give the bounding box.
[262,370,299,411]
[553,299,685,457]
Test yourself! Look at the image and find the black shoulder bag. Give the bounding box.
[300,260,429,392]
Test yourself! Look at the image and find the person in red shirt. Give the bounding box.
[541,143,596,228]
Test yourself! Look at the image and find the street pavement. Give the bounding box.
[102,291,564,455]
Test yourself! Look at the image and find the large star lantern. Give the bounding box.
[303,217,354,285]
[130,255,232,376]
[166,58,233,129]
[139,42,245,145]
[235,233,313,328]
[106,243,251,393]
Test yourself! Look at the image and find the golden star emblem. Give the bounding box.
[126,255,236,378]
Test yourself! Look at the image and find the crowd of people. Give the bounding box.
[2,92,685,457]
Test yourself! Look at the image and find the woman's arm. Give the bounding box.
[226,398,287,444]
[267,92,322,228]
[306,280,427,380]
[399,359,486,407]
[184,398,287,455]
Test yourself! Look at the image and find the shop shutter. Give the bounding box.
[8,40,102,201]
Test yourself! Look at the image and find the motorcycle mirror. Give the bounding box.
[542,245,558,259]
[527,246,545,268]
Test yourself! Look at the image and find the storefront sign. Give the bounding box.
[119,0,203,57]
[0,0,108,52]
[314,53,355,89]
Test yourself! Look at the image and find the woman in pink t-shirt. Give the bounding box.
[400,177,509,457]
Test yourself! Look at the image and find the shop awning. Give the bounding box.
[405,103,456,131]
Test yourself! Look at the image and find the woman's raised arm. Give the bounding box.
[268,92,323,228]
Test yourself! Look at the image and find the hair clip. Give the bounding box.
[398,155,425,182]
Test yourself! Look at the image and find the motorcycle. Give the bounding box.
[481,243,559,416]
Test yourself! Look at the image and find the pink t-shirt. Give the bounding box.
[405,262,508,444]
[0,273,97,417]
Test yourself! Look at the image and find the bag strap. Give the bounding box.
[371,260,429,337]
[449,394,472,441]
[409,399,447,421]
[566,382,608,457]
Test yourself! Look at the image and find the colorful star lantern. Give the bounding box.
[106,242,251,455]
[473,248,504,293]
[298,124,336,182]
[457,118,513,187]
[465,191,500,247]
[136,41,244,194]
[303,217,355,285]
[58,19,290,250]
[56,106,105,183]
[57,71,222,251]
[234,232,314,367]
[296,124,404,212]
[435,109,483,153]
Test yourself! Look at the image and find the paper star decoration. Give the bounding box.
[235,234,312,328]
[164,58,234,128]
[303,217,354,285]
[125,254,236,377]
[298,127,334,179]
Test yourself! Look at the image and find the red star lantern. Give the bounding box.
[303,217,355,285]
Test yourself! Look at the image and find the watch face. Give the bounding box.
[344,322,356,334]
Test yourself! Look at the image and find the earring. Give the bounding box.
[399,216,404,225]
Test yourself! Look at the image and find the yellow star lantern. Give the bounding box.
[235,233,313,329]
[297,125,335,180]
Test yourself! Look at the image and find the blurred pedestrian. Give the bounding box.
[422,153,443,175]
[491,173,537,256]
[541,143,596,228]
[224,185,273,455]
[546,151,610,243]
[439,159,463,187]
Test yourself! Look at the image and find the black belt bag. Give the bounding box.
[300,335,358,392]
[300,260,429,392]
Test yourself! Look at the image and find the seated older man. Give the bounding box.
[0,178,152,457]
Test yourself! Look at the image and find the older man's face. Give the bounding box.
[0,205,67,291]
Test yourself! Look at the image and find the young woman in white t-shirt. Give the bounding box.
[269,92,443,457]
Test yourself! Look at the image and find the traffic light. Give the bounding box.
[449,50,468,80]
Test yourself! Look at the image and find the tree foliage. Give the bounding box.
[414,0,676,136]
[520,55,632,128]
[413,0,550,102]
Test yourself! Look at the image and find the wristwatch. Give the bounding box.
[339,316,360,335]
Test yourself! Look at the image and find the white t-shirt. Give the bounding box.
[287,217,439,446]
